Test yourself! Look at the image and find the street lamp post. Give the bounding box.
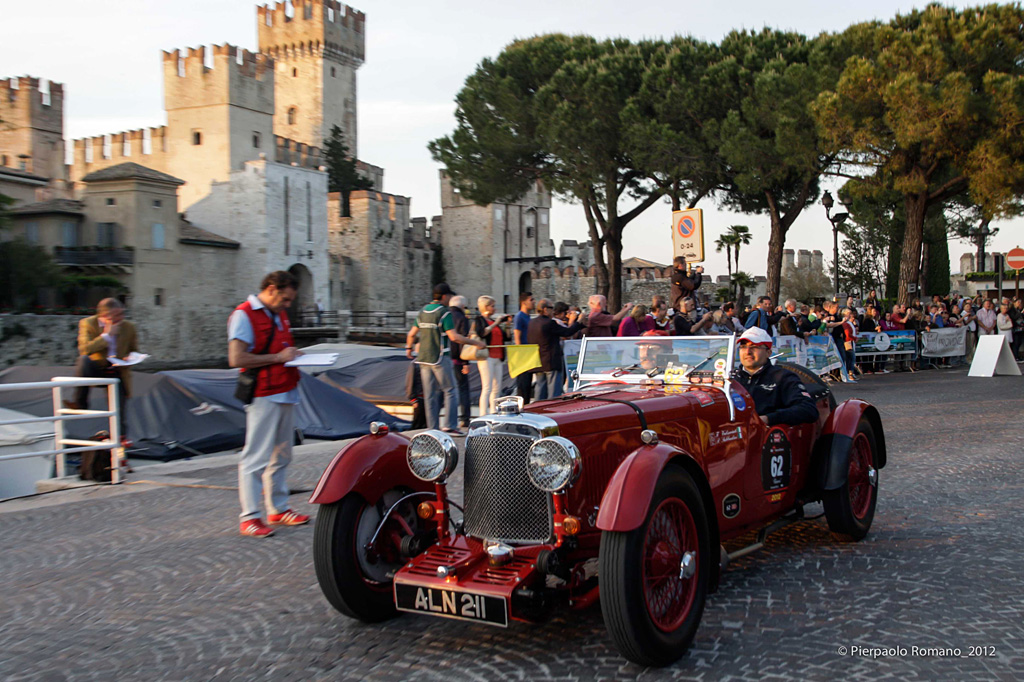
[821,191,849,301]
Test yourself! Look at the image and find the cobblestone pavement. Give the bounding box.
[1,368,1023,681]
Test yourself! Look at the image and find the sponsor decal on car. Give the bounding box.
[722,493,741,518]
[689,389,715,407]
[730,389,747,411]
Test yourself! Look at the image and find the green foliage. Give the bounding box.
[965,272,998,281]
[59,274,126,291]
[323,125,373,217]
[813,4,1024,303]
[0,194,64,311]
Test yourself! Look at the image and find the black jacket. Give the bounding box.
[449,307,470,364]
[527,316,583,372]
[734,363,819,427]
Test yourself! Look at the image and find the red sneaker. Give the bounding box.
[240,519,275,537]
[267,509,310,526]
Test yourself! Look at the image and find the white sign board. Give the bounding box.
[920,326,967,358]
[968,335,1022,377]
[672,209,705,263]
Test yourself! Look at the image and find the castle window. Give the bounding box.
[19,159,26,171]
[152,223,165,250]
[102,135,112,159]
[540,211,548,225]
[292,68,298,77]
[153,199,162,208]
[97,222,115,247]
[328,7,334,21]
[154,288,164,307]
[494,207,503,221]
[253,132,261,149]
[1,154,7,166]
[331,67,336,77]
[287,107,297,125]
[526,227,534,239]
[304,3,312,19]
[106,198,116,206]
[24,222,38,245]
[192,130,202,146]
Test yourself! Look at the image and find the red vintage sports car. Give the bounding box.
[310,335,886,666]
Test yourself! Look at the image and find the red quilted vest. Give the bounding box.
[236,301,300,397]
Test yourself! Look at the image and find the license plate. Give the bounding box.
[394,582,508,627]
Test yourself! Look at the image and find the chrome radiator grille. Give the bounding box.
[463,433,553,544]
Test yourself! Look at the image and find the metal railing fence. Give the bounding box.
[0,377,124,485]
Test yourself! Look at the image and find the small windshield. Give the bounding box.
[575,336,735,386]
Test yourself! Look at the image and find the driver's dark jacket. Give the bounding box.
[734,363,819,427]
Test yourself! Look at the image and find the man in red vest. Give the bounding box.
[228,271,308,537]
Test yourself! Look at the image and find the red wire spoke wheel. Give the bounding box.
[823,418,879,540]
[642,498,699,632]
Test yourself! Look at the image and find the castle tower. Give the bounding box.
[161,45,275,209]
[0,76,65,180]
[257,1,365,155]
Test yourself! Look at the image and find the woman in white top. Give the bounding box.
[473,296,508,415]
[997,302,1014,343]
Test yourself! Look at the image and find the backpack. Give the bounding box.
[79,431,113,482]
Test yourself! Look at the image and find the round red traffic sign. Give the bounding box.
[1006,247,1024,270]
[677,216,697,238]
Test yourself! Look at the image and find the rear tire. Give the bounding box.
[823,418,879,540]
[313,491,415,622]
[599,466,710,667]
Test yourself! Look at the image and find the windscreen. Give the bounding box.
[576,336,733,384]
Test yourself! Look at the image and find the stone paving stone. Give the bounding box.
[0,368,1022,680]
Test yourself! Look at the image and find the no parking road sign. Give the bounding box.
[672,209,705,263]
[1006,247,1024,271]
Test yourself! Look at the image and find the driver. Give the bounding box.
[636,337,671,372]
[733,328,818,427]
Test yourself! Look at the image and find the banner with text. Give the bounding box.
[773,335,844,375]
[920,326,967,357]
[854,331,917,356]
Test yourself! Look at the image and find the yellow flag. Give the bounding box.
[506,344,541,378]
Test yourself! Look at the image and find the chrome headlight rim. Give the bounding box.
[406,430,459,482]
[526,436,582,493]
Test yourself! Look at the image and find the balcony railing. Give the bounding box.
[54,247,135,266]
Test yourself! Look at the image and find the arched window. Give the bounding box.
[287,107,297,125]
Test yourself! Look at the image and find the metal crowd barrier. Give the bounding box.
[0,377,124,486]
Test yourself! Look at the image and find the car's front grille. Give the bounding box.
[463,433,553,544]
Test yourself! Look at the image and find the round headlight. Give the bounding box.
[526,437,582,493]
[407,431,459,482]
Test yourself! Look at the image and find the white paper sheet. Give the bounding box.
[108,352,149,367]
[284,353,339,367]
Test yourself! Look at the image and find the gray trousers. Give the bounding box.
[238,397,294,521]
[419,356,458,430]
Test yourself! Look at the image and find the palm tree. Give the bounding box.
[728,225,753,275]
[715,232,739,295]
[731,271,756,309]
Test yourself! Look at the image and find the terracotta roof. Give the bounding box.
[10,198,85,216]
[81,162,184,185]
[178,219,239,249]
[622,256,668,269]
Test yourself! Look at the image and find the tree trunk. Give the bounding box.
[764,209,785,306]
[581,194,609,300]
[606,221,623,310]
[897,191,928,306]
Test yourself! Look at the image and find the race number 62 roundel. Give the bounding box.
[677,215,697,239]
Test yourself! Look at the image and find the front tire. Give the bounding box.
[823,418,879,540]
[599,466,710,667]
[313,490,415,622]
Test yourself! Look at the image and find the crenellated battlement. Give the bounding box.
[257,1,365,67]
[162,43,275,113]
[0,76,64,130]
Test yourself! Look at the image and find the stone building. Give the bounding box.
[437,172,560,313]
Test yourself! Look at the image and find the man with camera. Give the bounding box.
[228,270,306,538]
[670,256,704,312]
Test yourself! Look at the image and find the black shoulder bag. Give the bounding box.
[234,318,277,405]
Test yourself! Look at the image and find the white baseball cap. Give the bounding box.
[738,327,773,347]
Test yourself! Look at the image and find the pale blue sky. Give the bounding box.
[3,0,1018,282]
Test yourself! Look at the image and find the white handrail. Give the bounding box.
[0,376,124,485]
